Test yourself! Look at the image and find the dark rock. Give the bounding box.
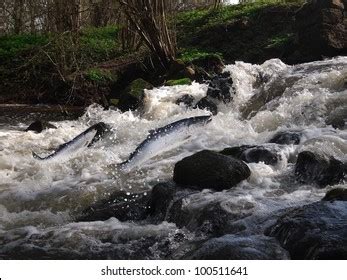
[25,120,57,133]
[184,235,289,260]
[266,200,347,259]
[118,78,153,111]
[220,145,280,165]
[173,150,251,191]
[295,151,346,187]
[206,73,234,103]
[149,182,253,234]
[295,0,347,60]
[78,191,150,222]
[148,182,198,223]
[322,188,347,201]
[326,106,347,129]
[175,94,195,107]
[194,97,218,115]
[269,130,302,145]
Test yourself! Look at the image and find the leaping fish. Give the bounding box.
[119,115,212,172]
[32,122,110,161]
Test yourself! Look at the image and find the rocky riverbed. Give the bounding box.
[0,57,346,259]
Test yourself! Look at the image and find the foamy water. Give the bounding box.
[0,57,346,259]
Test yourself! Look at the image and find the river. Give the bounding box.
[0,57,346,259]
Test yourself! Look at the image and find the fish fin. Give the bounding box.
[32,151,45,160]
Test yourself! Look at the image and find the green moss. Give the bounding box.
[127,79,153,97]
[266,33,294,48]
[165,78,192,86]
[85,68,117,82]
[179,48,223,63]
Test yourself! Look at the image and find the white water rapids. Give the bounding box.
[0,57,346,259]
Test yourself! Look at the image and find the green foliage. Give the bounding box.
[0,33,49,61]
[79,25,122,61]
[266,33,294,48]
[177,0,304,33]
[165,78,192,86]
[85,68,117,83]
[177,0,304,64]
[179,48,222,63]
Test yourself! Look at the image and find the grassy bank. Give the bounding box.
[0,0,306,106]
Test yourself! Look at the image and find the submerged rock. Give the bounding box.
[326,106,347,129]
[25,120,57,133]
[175,94,195,107]
[220,145,280,165]
[173,150,251,191]
[322,187,347,201]
[184,235,289,260]
[78,191,150,222]
[266,200,347,259]
[206,72,234,103]
[269,130,302,145]
[149,182,253,235]
[194,96,218,115]
[295,151,346,187]
[118,78,153,111]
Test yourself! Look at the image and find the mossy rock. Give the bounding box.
[165,78,192,86]
[118,78,153,111]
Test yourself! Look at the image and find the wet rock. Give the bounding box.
[206,72,234,103]
[295,0,347,60]
[148,182,198,223]
[175,94,195,107]
[118,78,153,111]
[149,182,253,234]
[220,145,280,165]
[194,97,218,115]
[25,120,57,133]
[269,130,302,145]
[295,151,346,187]
[184,235,289,260]
[173,150,251,191]
[326,106,347,129]
[322,187,347,201]
[266,200,347,259]
[78,191,150,222]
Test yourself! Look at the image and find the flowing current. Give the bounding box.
[0,57,346,259]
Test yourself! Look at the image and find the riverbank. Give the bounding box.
[1,0,346,107]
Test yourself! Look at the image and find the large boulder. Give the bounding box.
[184,235,289,260]
[173,150,251,191]
[117,78,153,111]
[295,0,347,60]
[220,145,280,165]
[266,200,347,259]
[295,151,346,187]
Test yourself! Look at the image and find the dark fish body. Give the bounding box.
[119,115,212,171]
[32,122,110,161]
